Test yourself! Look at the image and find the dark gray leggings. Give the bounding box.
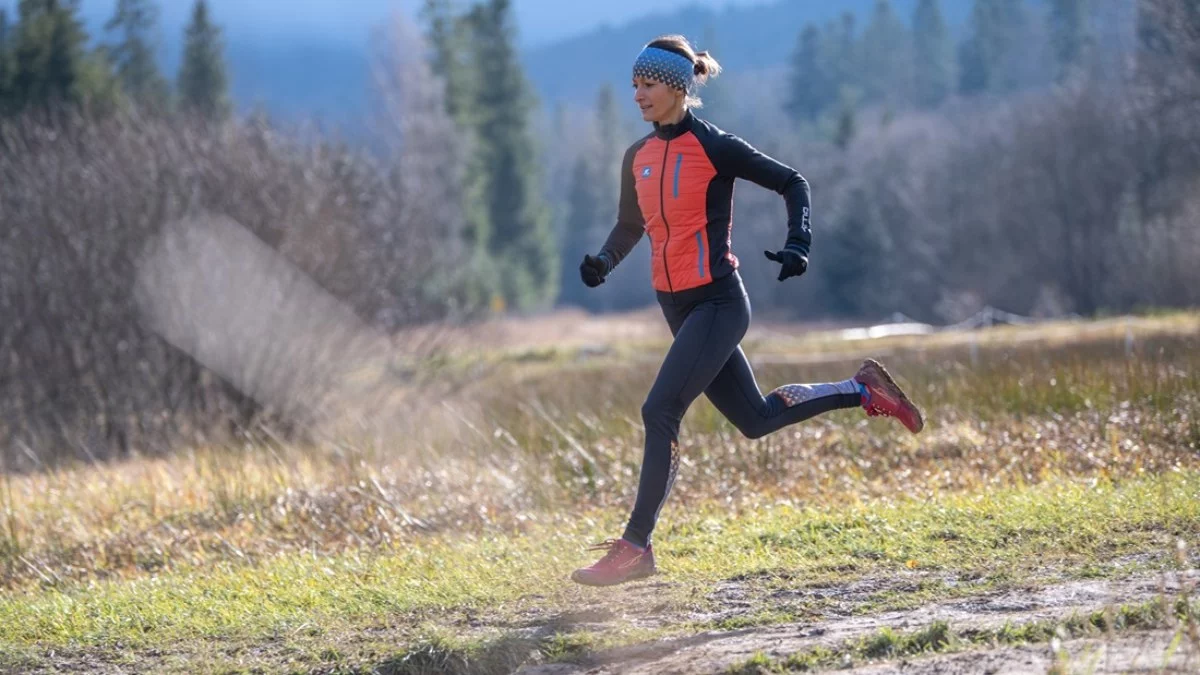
[622,275,861,548]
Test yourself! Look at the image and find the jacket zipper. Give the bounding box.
[659,139,674,295]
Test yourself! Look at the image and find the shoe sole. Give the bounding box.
[570,567,658,587]
[860,358,925,433]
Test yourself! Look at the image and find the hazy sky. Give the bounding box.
[40,0,776,48]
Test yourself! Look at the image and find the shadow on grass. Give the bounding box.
[352,609,595,675]
[355,608,753,675]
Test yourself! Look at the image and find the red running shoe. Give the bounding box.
[854,358,925,434]
[570,538,657,587]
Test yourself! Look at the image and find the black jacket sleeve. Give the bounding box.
[598,141,646,272]
[711,132,812,256]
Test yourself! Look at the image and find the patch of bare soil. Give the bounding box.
[518,573,1197,675]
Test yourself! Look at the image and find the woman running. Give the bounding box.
[572,35,925,587]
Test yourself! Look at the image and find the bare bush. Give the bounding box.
[724,75,1200,322]
[0,108,461,469]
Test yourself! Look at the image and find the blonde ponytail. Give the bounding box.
[693,50,722,84]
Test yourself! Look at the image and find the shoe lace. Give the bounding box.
[588,538,621,551]
[587,538,637,564]
[865,403,890,418]
[589,538,626,553]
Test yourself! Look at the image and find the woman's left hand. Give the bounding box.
[763,248,808,282]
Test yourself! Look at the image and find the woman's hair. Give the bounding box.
[645,34,722,108]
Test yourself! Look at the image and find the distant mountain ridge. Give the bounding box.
[28,0,978,123]
[522,0,973,105]
[67,0,773,49]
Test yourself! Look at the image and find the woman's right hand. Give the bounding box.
[580,253,611,287]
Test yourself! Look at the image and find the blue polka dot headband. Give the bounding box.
[633,46,695,93]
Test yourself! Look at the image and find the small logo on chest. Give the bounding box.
[641,167,652,179]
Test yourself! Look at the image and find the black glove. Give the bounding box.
[580,253,611,288]
[763,247,808,282]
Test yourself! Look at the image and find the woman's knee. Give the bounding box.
[641,394,682,428]
[640,397,664,425]
[732,418,771,440]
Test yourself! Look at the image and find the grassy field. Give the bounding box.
[1,312,1199,673]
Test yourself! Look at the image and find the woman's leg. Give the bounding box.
[622,295,748,548]
[704,347,863,440]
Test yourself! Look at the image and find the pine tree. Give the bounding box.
[0,10,14,110]
[177,0,229,121]
[957,32,986,94]
[466,0,556,309]
[594,83,620,210]
[913,0,954,108]
[559,155,601,308]
[959,0,1029,95]
[785,24,829,122]
[421,0,491,273]
[1049,0,1091,81]
[696,25,734,126]
[11,0,90,111]
[834,95,857,150]
[829,12,860,100]
[421,0,475,124]
[822,188,891,316]
[106,0,168,108]
[45,1,86,105]
[859,0,913,107]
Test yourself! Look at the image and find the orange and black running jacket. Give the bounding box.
[599,109,812,297]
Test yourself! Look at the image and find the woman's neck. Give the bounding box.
[659,106,688,127]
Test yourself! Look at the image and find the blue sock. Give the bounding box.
[857,381,870,405]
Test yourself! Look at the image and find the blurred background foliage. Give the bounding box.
[0,0,1198,465]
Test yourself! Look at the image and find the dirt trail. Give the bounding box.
[848,629,1192,674]
[519,573,1197,675]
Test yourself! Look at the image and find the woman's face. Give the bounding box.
[633,76,683,124]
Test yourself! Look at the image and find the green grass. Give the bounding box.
[3,316,1200,673]
[1,471,1198,672]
